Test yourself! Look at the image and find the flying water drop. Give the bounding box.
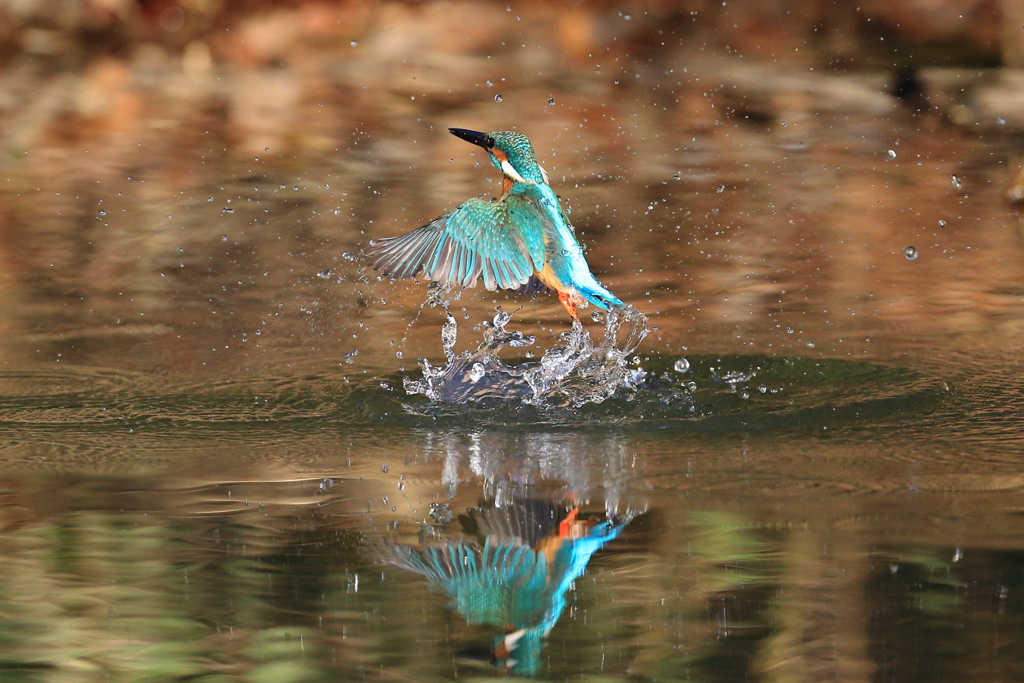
[494,94,503,103]
[904,246,918,260]
[951,174,963,191]
[886,149,896,160]
[674,358,690,373]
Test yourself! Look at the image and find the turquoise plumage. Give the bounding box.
[375,503,627,675]
[367,128,622,320]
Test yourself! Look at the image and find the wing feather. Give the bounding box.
[367,199,543,292]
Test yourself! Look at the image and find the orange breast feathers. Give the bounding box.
[493,148,514,199]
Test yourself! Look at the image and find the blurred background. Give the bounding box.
[3,0,1024,373]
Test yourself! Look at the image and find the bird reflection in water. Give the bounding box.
[374,496,637,675]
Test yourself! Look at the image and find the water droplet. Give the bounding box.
[342,252,355,261]
[716,184,725,193]
[548,97,555,105]
[938,219,946,228]
[951,174,963,191]
[222,207,234,214]
[395,351,403,359]
[904,246,918,260]
[221,235,227,241]
[381,465,389,473]
[671,172,681,181]
[998,117,1006,125]
[494,94,503,103]
[886,149,896,160]
[468,362,485,383]
[98,209,107,216]
[317,269,333,280]
[350,41,357,47]
[786,327,794,334]
[441,315,458,362]
[758,385,767,393]
[673,358,690,373]
[380,381,391,391]
[207,196,214,202]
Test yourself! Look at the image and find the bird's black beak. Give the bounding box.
[449,128,495,150]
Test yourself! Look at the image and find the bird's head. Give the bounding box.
[449,128,550,185]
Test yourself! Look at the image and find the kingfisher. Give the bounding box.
[366,128,623,321]
[374,502,629,675]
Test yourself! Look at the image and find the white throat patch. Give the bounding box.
[500,159,530,184]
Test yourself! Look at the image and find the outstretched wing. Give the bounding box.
[366,199,545,292]
[374,539,548,626]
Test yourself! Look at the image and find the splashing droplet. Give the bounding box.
[951,174,963,191]
[716,184,726,193]
[674,358,690,373]
[938,219,946,228]
[548,97,555,105]
[904,246,918,260]
[494,94,503,103]
[404,298,649,407]
[886,149,896,160]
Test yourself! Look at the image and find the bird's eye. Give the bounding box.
[485,137,496,149]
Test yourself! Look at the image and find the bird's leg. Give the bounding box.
[558,507,580,538]
[558,291,579,321]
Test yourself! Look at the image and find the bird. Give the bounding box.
[373,501,628,675]
[366,128,622,321]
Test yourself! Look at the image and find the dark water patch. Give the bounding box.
[382,354,948,434]
[0,354,948,439]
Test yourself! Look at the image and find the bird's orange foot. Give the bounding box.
[558,291,580,321]
[558,507,580,538]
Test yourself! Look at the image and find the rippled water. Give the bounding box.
[4,14,1024,679]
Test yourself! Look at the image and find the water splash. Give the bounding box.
[403,286,649,407]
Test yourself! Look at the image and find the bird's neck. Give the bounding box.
[500,178,551,202]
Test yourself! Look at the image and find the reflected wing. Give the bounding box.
[459,500,564,548]
[375,539,548,626]
[367,199,545,292]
